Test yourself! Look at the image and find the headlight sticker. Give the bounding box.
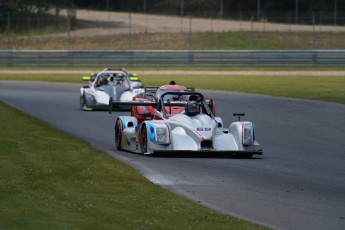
[147,122,156,142]
[120,117,127,129]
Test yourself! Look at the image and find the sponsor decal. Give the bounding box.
[147,122,156,142]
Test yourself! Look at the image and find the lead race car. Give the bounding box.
[80,68,144,111]
[109,91,262,158]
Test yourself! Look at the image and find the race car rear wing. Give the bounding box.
[144,86,195,95]
[109,91,214,118]
[108,98,188,114]
[144,87,159,94]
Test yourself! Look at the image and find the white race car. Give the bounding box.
[80,68,144,111]
[109,91,262,158]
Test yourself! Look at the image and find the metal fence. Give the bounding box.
[1,10,345,50]
[1,50,344,67]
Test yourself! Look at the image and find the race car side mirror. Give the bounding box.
[82,76,90,81]
[233,113,245,121]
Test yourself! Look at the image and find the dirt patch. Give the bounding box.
[55,9,345,37]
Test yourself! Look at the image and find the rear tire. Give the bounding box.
[115,119,122,150]
[141,126,148,154]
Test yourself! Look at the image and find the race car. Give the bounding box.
[109,91,262,158]
[131,84,204,124]
[80,68,144,111]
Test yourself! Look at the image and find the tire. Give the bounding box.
[80,93,93,111]
[141,126,148,154]
[114,119,122,150]
[80,94,85,110]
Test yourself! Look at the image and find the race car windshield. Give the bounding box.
[113,76,129,88]
[156,90,188,101]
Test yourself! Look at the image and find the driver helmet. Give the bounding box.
[185,101,200,116]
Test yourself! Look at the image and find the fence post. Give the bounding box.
[128,12,132,50]
[189,16,192,50]
[145,13,148,33]
[239,11,242,31]
[6,12,11,49]
[319,11,322,32]
[334,1,337,25]
[295,0,299,24]
[28,16,31,34]
[250,15,254,47]
[220,0,223,19]
[37,13,40,31]
[180,0,184,33]
[67,14,71,50]
[312,12,315,49]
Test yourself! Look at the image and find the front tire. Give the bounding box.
[80,93,93,111]
[80,94,86,110]
[115,119,122,150]
[141,126,148,154]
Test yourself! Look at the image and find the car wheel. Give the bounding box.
[80,94,93,111]
[141,126,148,154]
[114,119,122,150]
[80,94,85,110]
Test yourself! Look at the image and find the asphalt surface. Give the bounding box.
[1,81,345,230]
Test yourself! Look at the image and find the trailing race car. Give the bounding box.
[109,91,262,158]
[80,68,144,111]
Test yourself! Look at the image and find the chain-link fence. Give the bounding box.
[1,9,345,50]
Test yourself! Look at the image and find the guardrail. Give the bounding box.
[0,50,344,67]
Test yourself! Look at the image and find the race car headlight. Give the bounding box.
[155,127,170,144]
[242,123,254,145]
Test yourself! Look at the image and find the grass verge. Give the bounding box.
[0,101,267,229]
[1,66,345,71]
[2,31,345,50]
[139,74,345,104]
[1,72,345,104]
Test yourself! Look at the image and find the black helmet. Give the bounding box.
[185,101,200,116]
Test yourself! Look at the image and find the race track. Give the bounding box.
[1,81,345,230]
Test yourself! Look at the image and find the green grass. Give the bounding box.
[192,32,291,50]
[139,74,345,104]
[1,66,345,71]
[0,101,267,229]
[1,31,345,50]
[1,72,344,104]
[191,31,345,50]
[0,74,79,83]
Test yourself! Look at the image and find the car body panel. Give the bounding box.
[111,91,262,157]
[129,84,214,124]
